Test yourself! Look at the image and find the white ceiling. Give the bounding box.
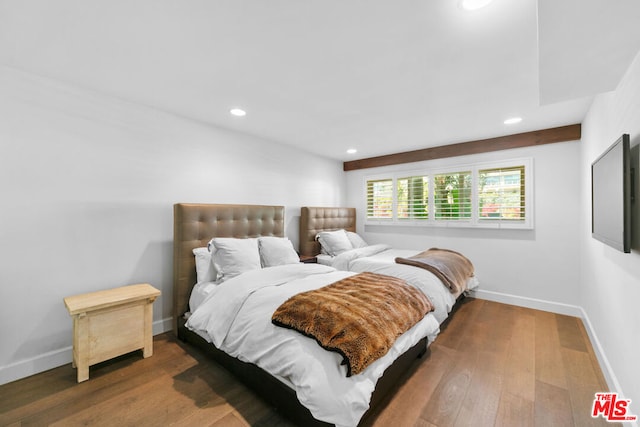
[1,0,639,161]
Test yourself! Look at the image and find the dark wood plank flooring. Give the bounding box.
[0,298,616,426]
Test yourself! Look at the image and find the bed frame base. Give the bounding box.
[177,317,427,427]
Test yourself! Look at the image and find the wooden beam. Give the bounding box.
[343,124,581,171]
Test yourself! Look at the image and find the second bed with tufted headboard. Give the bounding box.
[299,206,356,257]
[299,205,477,324]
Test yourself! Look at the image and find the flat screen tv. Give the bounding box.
[591,133,632,253]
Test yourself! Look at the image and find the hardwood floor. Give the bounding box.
[0,298,616,426]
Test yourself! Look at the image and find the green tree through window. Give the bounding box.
[364,159,531,228]
[398,176,428,219]
[434,172,471,220]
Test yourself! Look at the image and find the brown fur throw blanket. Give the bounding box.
[395,248,474,294]
[271,272,433,376]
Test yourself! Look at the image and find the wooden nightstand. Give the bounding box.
[63,283,161,382]
[300,255,318,264]
[299,255,318,263]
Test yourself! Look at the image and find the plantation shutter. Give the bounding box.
[478,165,525,221]
[433,171,472,220]
[397,175,429,220]
[364,159,531,229]
[366,178,393,219]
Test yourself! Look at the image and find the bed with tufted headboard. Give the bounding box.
[173,203,286,334]
[299,206,477,322]
[299,206,356,257]
[173,203,431,427]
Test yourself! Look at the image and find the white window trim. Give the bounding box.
[364,157,534,229]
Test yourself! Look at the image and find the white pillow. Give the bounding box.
[192,247,217,284]
[316,229,353,256]
[258,236,300,267]
[346,231,368,249]
[210,238,261,282]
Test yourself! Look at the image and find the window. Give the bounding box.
[433,171,471,221]
[364,158,532,229]
[478,166,525,221]
[366,178,393,219]
[397,175,428,220]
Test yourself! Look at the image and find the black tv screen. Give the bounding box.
[591,134,632,253]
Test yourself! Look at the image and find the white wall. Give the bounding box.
[0,66,345,385]
[345,141,582,308]
[580,49,640,412]
[4,48,639,414]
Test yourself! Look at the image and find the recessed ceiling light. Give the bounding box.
[346,148,357,154]
[460,0,493,11]
[230,108,246,117]
[504,117,522,125]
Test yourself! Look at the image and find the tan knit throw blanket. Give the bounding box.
[395,247,474,294]
[271,272,433,376]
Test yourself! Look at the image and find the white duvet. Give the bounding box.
[318,244,479,323]
[186,263,440,427]
[319,244,407,271]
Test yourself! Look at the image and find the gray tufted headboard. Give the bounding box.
[172,203,285,334]
[299,207,356,257]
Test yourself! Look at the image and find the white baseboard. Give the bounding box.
[153,317,174,336]
[471,289,628,416]
[0,317,174,386]
[470,289,584,317]
[577,307,629,412]
[0,346,74,388]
